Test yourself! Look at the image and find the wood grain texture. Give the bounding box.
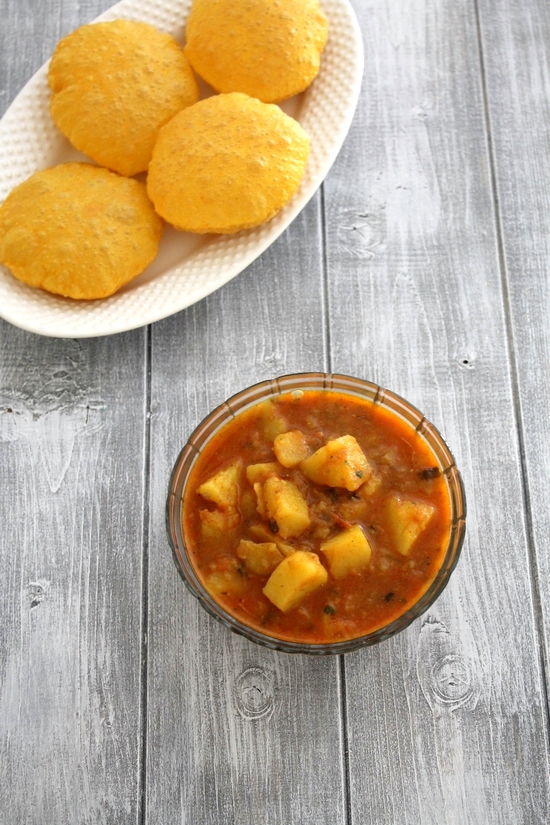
[0,1,147,823]
[0,324,148,824]
[323,0,550,822]
[146,198,348,824]
[2,0,550,823]
[477,0,550,684]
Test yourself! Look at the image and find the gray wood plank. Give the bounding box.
[0,1,147,822]
[323,0,550,822]
[4,0,550,822]
[477,0,550,680]
[146,198,348,824]
[0,324,148,824]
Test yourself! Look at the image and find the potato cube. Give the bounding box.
[386,495,435,555]
[300,435,374,491]
[205,558,247,598]
[197,461,240,510]
[236,539,283,576]
[246,462,281,485]
[273,430,310,467]
[320,525,372,579]
[358,471,382,498]
[199,508,239,543]
[263,550,328,612]
[240,488,258,521]
[248,524,297,556]
[263,476,310,539]
[338,472,383,522]
[253,481,266,518]
[256,399,288,440]
[199,508,227,542]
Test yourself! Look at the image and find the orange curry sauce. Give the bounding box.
[182,390,451,644]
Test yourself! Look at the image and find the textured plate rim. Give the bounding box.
[0,0,364,338]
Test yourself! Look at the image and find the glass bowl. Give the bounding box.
[166,373,466,654]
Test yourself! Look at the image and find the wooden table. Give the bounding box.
[1,0,549,822]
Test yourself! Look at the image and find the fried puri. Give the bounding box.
[185,0,328,103]
[147,93,310,234]
[0,163,163,300]
[48,20,199,177]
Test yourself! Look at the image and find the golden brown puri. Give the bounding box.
[147,92,310,234]
[0,163,163,300]
[185,0,328,103]
[48,19,199,176]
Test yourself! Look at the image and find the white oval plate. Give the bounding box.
[0,0,363,338]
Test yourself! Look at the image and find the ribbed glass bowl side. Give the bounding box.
[166,373,466,654]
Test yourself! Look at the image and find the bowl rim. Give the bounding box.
[166,372,467,654]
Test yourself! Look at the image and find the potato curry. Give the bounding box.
[182,389,451,644]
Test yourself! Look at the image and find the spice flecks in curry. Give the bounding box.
[182,390,451,644]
